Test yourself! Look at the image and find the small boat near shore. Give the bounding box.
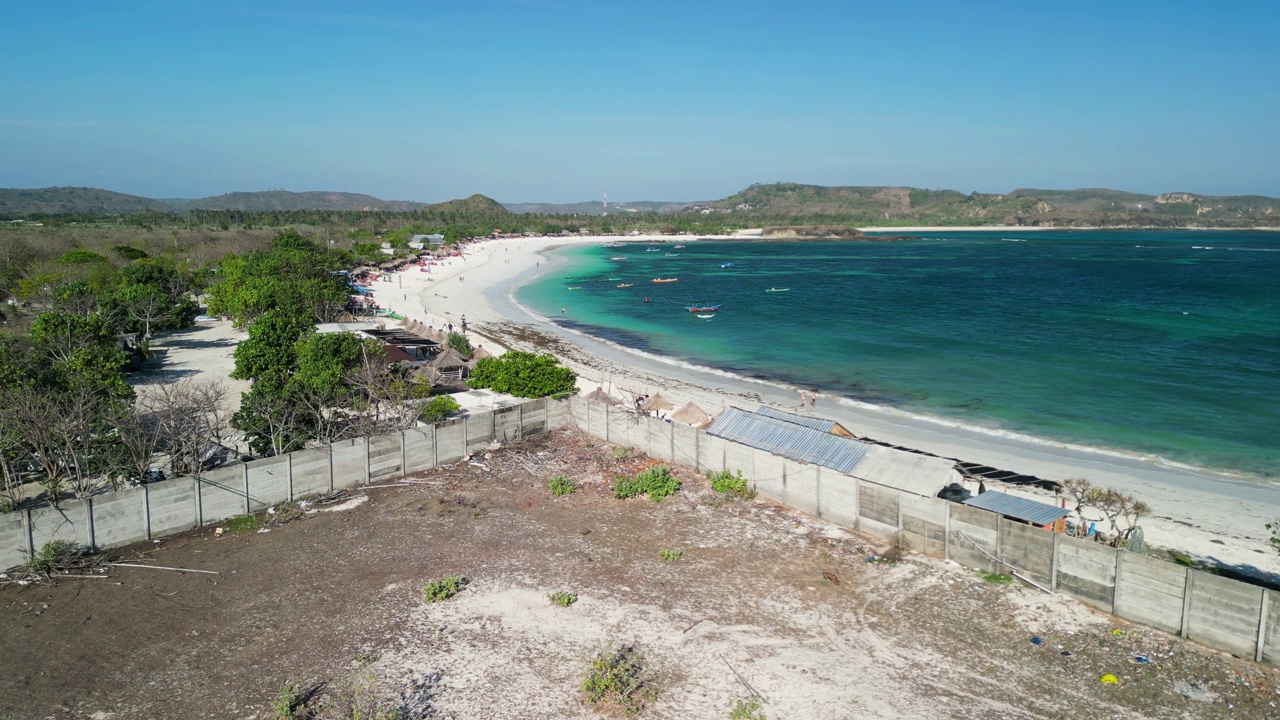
[652,277,678,283]
[600,242,624,248]
[720,262,735,268]
[696,314,715,319]
[685,304,721,313]
[665,253,681,257]
[673,244,685,249]
[610,256,627,260]
[616,283,634,288]
[765,288,790,293]
[566,286,581,290]
[645,247,660,252]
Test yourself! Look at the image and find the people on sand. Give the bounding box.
[809,392,817,408]
[798,391,808,409]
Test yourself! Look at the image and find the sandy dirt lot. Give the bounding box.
[3,430,1277,719]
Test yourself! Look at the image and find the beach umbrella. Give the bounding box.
[471,346,493,361]
[584,388,622,406]
[670,401,711,426]
[640,392,675,412]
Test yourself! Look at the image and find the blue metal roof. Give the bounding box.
[963,492,1069,526]
[704,407,871,473]
[753,406,848,435]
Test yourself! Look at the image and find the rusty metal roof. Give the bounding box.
[753,406,848,434]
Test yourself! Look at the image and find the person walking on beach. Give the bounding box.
[798,391,808,409]
[809,392,817,408]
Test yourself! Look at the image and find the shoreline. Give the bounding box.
[379,234,1280,577]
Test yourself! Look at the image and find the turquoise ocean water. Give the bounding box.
[516,231,1280,479]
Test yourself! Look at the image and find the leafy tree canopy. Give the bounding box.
[230,309,314,383]
[466,351,577,398]
[55,249,108,265]
[291,332,379,399]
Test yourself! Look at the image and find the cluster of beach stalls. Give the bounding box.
[315,319,489,384]
[587,389,1069,531]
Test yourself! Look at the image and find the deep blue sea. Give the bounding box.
[516,231,1280,479]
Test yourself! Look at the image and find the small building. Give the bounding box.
[963,492,1069,531]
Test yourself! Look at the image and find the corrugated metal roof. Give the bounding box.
[753,406,845,434]
[848,445,956,498]
[963,492,1069,526]
[705,407,870,473]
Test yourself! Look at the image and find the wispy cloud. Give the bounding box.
[244,9,434,32]
[0,119,98,128]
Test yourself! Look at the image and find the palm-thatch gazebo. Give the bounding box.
[669,401,711,426]
[640,392,675,413]
[430,347,469,381]
[584,387,622,406]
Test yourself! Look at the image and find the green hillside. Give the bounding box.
[177,190,427,212]
[0,186,168,215]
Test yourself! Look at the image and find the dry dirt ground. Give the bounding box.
[2,430,1279,720]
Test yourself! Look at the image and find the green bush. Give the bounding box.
[979,571,1014,585]
[446,332,472,357]
[707,469,754,498]
[548,590,578,607]
[731,696,767,720]
[612,465,681,502]
[466,351,577,398]
[420,395,461,423]
[26,540,86,574]
[660,548,683,562]
[422,575,467,603]
[581,644,657,716]
[225,514,260,533]
[548,474,575,496]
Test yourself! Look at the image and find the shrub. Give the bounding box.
[707,469,754,498]
[612,465,681,502]
[225,514,260,533]
[421,575,467,603]
[446,332,472,357]
[548,474,575,496]
[581,644,657,716]
[269,683,303,720]
[731,696,767,720]
[420,395,461,423]
[548,590,578,607]
[980,571,1014,585]
[660,548,683,562]
[466,351,577,398]
[26,540,87,574]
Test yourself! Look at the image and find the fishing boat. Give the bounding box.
[696,314,715,319]
[673,244,685,249]
[765,288,790,293]
[645,247,660,252]
[685,304,721,313]
[600,242,624,248]
[616,283,634,288]
[566,286,581,290]
[665,253,680,257]
[719,262,735,268]
[651,277,678,283]
[610,256,627,261]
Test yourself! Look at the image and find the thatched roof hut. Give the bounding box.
[640,392,675,412]
[430,348,469,370]
[471,345,493,361]
[670,401,711,426]
[584,388,622,406]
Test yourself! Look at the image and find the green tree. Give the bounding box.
[446,332,472,357]
[291,332,376,399]
[467,351,577,398]
[231,309,314,383]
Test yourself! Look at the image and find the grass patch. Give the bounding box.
[25,540,93,575]
[1168,550,1198,567]
[612,465,681,502]
[581,644,658,716]
[660,548,683,562]
[730,696,767,720]
[548,474,576,496]
[547,590,578,607]
[980,571,1014,585]
[707,469,755,499]
[269,682,304,720]
[421,575,468,603]
[225,514,261,533]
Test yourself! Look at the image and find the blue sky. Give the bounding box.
[1,1,1277,202]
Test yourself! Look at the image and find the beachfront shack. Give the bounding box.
[705,406,957,498]
[962,491,1069,531]
[754,405,854,437]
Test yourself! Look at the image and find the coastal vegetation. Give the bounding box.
[466,350,577,398]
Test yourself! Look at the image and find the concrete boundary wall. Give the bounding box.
[565,397,1280,667]
[3,399,565,571]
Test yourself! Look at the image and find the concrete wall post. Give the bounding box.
[815,466,823,519]
[943,500,951,562]
[364,438,371,485]
[86,497,96,550]
[243,463,251,514]
[143,483,152,540]
[1180,571,1195,638]
[1050,532,1060,592]
[24,507,34,559]
[194,475,204,526]
[1113,549,1125,616]
[328,444,335,492]
[896,489,904,548]
[400,430,407,478]
[287,452,294,501]
[1257,590,1270,663]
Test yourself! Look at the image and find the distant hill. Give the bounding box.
[503,200,699,215]
[429,194,511,216]
[0,186,169,215]
[177,190,427,212]
[703,183,1280,227]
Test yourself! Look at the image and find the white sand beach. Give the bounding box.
[367,235,1280,578]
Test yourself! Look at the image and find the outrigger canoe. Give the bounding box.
[685,304,721,313]
[616,283,634,288]
[652,278,678,283]
[765,288,790,292]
